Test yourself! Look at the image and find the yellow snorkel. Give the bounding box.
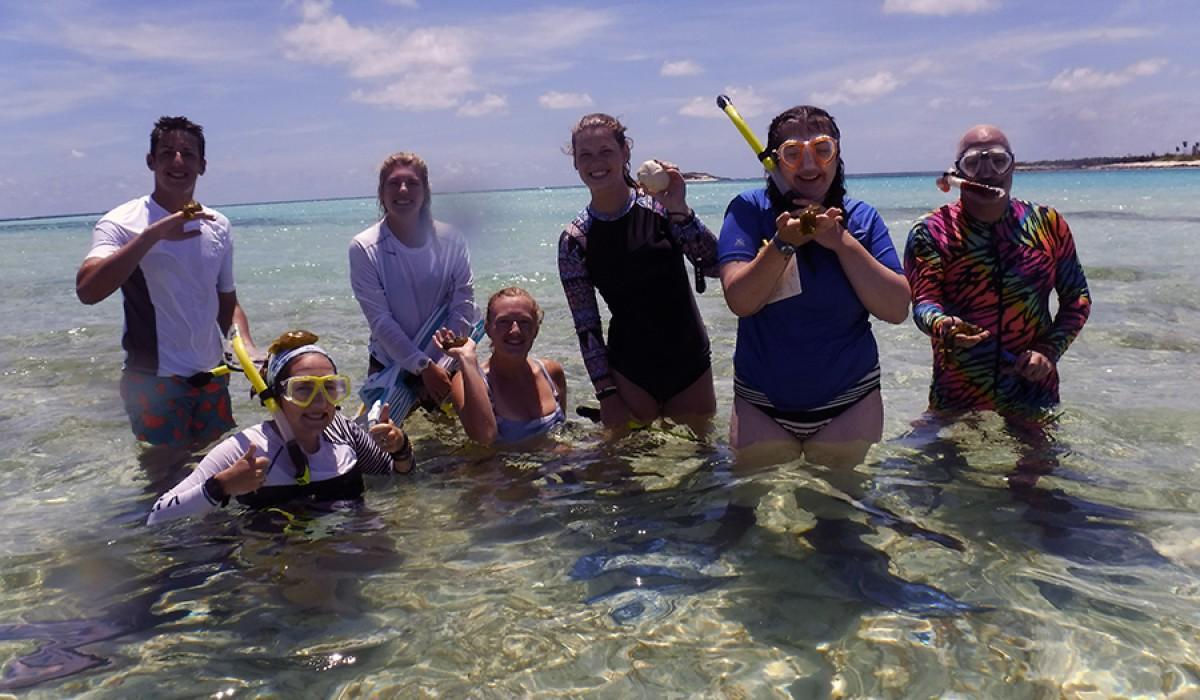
[716,94,797,202]
[229,327,311,485]
[230,330,278,413]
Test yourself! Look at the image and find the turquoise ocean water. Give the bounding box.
[1,169,1199,696]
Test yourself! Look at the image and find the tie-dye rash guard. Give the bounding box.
[904,199,1091,415]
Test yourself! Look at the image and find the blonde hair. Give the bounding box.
[486,287,544,325]
[377,152,433,227]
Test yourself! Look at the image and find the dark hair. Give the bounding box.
[150,116,205,159]
[377,152,433,227]
[764,105,846,212]
[486,287,544,326]
[566,113,637,188]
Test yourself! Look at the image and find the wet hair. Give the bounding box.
[566,113,637,188]
[765,105,847,212]
[486,287,544,326]
[150,116,205,159]
[377,152,433,227]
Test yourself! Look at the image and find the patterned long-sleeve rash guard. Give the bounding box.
[147,413,399,524]
[904,199,1091,414]
[558,193,719,392]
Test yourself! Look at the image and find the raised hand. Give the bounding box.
[433,328,476,362]
[368,403,406,452]
[647,160,689,217]
[215,444,269,496]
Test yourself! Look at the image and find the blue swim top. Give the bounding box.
[486,359,566,444]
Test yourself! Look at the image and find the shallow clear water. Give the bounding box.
[2,170,1199,697]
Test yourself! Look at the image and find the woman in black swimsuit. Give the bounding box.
[557,113,720,434]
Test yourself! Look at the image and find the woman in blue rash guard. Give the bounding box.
[148,330,413,524]
[718,105,910,467]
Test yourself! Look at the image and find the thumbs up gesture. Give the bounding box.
[215,443,270,496]
[368,403,405,451]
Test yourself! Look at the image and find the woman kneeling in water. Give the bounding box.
[435,288,567,446]
[148,331,413,524]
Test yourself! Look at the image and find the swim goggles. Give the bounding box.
[776,135,838,169]
[955,147,1014,178]
[280,374,351,408]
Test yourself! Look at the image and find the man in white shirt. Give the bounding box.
[77,116,258,448]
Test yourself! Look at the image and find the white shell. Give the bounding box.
[636,160,671,193]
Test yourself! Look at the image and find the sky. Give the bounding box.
[1,0,1198,219]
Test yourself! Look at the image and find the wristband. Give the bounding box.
[390,431,413,462]
[595,385,619,401]
[770,234,796,258]
[668,209,695,225]
[203,476,230,507]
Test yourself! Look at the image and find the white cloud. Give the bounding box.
[384,0,420,7]
[538,91,593,110]
[904,58,937,76]
[680,86,773,119]
[661,60,702,77]
[70,149,86,158]
[1049,58,1167,92]
[457,93,508,117]
[882,0,997,15]
[0,65,121,121]
[54,18,260,64]
[281,1,613,112]
[811,71,902,106]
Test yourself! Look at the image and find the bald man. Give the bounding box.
[903,125,1092,416]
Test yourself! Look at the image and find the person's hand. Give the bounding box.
[143,210,215,243]
[809,207,848,250]
[598,391,632,430]
[214,444,269,496]
[420,361,452,403]
[774,205,843,247]
[433,328,477,363]
[647,160,689,216]
[774,211,812,247]
[1013,350,1054,382]
[938,316,991,348]
[367,403,406,451]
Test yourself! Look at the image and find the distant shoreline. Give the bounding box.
[1017,157,1200,172]
[4,166,1197,224]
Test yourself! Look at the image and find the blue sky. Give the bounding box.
[1,0,1197,219]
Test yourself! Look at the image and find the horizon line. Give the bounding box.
[0,166,1146,224]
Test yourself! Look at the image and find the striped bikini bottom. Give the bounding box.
[734,364,881,442]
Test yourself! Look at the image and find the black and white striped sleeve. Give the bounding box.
[327,413,398,475]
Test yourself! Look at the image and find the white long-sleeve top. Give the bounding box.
[147,413,398,524]
[349,219,476,373]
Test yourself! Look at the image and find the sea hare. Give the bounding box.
[179,200,203,220]
[797,204,823,236]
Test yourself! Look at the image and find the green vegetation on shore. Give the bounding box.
[1018,140,1200,169]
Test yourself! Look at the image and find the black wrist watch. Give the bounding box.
[389,432,413,462]
[203,476,231,507]
[595,385,619,401]
[770,234,796,258]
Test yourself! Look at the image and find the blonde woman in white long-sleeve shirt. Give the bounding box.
[349,152,476,408]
